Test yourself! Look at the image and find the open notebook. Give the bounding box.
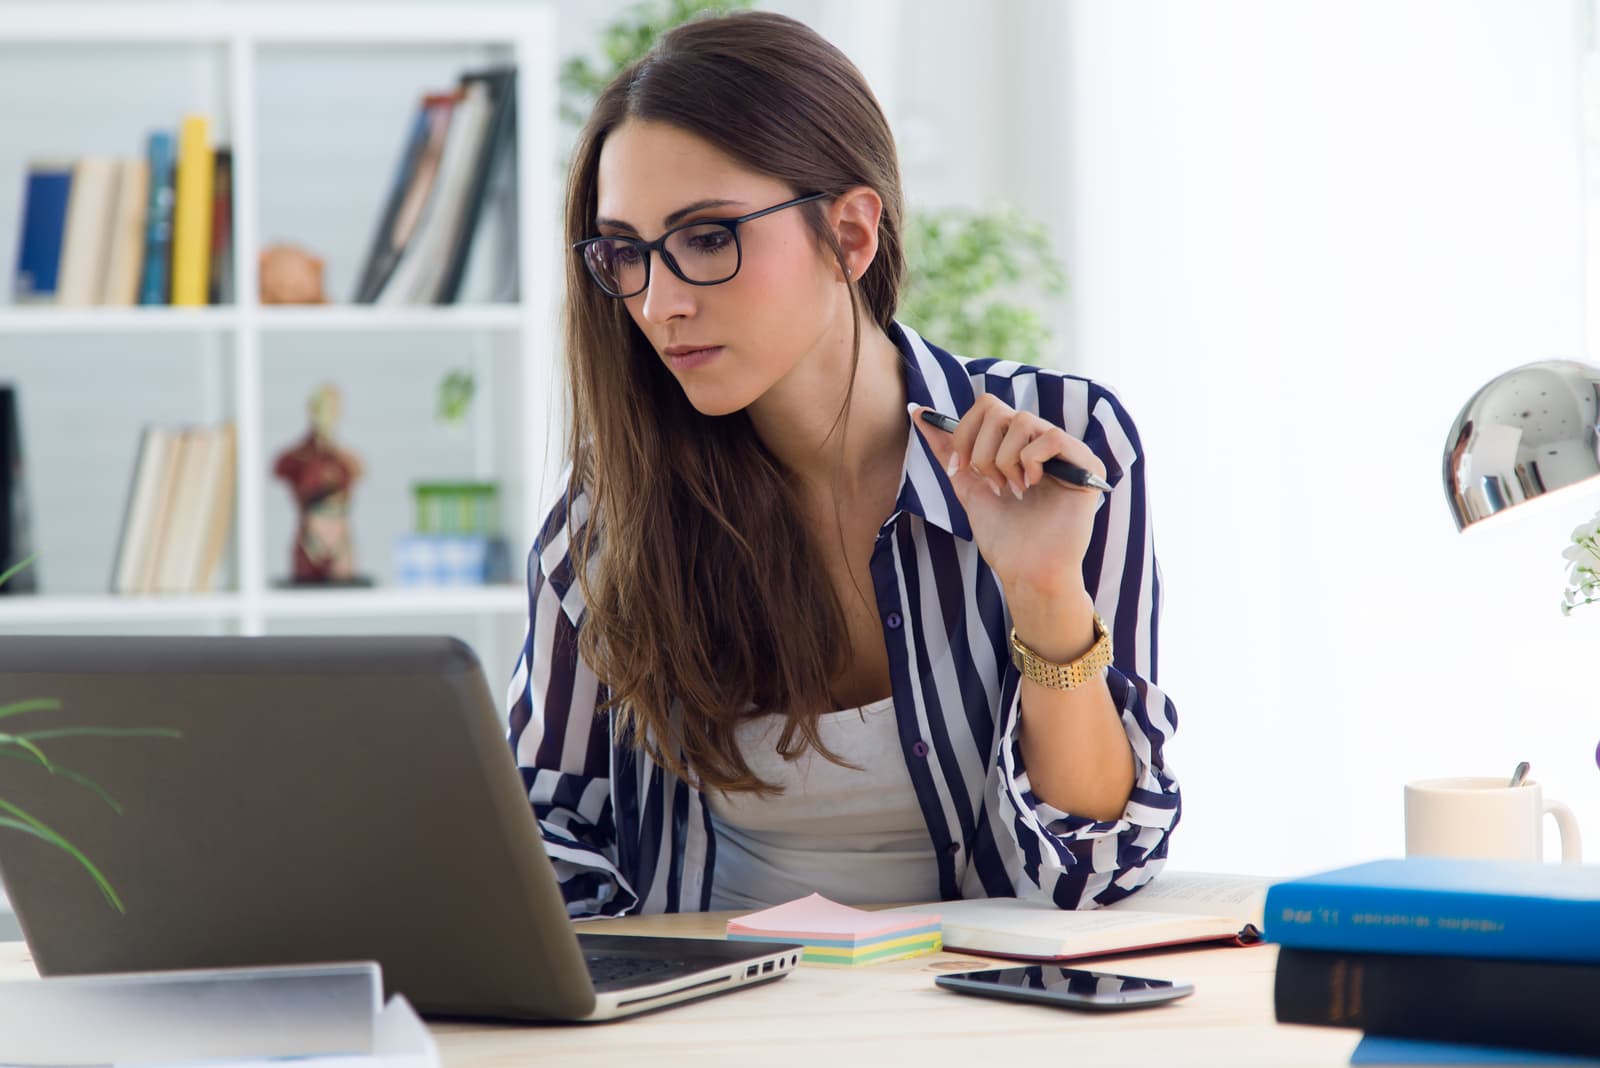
[890,871,1269,961]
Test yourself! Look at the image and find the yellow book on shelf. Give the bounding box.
[170,115,214,306]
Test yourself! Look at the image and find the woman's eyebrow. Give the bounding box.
[595,198,745,233]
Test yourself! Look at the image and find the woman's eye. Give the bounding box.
[685,229,734,255]
[612,245,644,266]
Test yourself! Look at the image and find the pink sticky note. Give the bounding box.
[726,893,939,942]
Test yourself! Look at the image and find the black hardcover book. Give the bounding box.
[1275,946,1600,1057]
[0,385,37,592]
[434,65,517,304]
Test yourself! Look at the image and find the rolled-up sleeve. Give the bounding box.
[993,384,1181,908]
[506,484,640,918]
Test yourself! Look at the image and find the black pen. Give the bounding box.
[917,408,1114,493]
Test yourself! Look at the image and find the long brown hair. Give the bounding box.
[562,11,906,794]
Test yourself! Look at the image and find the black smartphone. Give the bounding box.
[934,965,1194,1011]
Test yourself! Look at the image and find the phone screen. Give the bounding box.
[934,965,1195,1011]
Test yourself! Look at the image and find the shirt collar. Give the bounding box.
[889,321,975,542]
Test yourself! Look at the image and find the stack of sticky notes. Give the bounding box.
[726,893,942,966]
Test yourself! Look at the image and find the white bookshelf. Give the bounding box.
[0,4,560,669]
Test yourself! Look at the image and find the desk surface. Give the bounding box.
[0,914,1361,1066]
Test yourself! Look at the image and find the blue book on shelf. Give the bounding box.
[138,130,176,305]
[12,161,73,302]
[1263,857,1600,962]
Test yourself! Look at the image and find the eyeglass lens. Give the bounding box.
[582,222,740,297]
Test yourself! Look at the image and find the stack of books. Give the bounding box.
[11,115,231,307]
[352,66,517,306]
[726,894,941,966]
[111,422,236,595]
[1264,858,1600,1059]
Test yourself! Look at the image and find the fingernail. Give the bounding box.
[990,479,1004,498]
[1009,481,1024,500]
[946,455,960,477]
[906,402,920,417]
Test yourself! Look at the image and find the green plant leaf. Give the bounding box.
[0,732,54,771]
[0,800,123,912]
[0,698,61,721]
[12,727,182,743]
[0,749,122,813]
[0,553,36,590]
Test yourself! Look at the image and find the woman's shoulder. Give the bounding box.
[897,323,1143,466]
[529,465,594,621]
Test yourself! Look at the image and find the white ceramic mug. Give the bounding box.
[1404,776,1582,863]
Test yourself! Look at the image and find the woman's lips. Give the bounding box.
[665,346,722,370]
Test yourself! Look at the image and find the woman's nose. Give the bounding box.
[638,253,697,323]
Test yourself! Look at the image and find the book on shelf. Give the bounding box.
[169,114,214,306]
[376,80,493,305]
[353,91,457,303]
[0,385,36,594]
[111,422,235,596]
[435,66,517,304]
[8,119,230,308]
[355,64,519,305]
[1261,857,1600,962]
[889,870,1268,961]
[138,130,176,305]
[55,155,120,307]
[11,159,73,303]
[1274,946,1600,1058]
[208,147,234,305]
[101,155,150,306]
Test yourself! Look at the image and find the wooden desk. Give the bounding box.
[0,917,1360,1066]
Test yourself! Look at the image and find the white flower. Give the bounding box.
[1559,505,1600,614]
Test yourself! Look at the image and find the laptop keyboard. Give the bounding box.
[583,953,700,991]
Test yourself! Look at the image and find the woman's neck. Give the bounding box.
[745,318,907,501]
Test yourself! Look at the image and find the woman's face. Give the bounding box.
[593,120,848,417]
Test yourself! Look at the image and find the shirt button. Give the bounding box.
[885,612,903,629]
[911,740,929,758]
[946,842,962,857]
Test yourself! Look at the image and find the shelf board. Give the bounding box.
[259,584,525,619]
[256,304,525,333]
[0,307,239,334]
[2,5,548,44]
[0,593,243,625]
[0,587,526,626]
[0,305,526,335]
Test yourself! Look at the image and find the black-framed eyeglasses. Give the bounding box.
[573,192,829,299]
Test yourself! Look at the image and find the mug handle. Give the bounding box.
[1545,800,1583,863]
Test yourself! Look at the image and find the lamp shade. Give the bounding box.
[1443,360,1600,531]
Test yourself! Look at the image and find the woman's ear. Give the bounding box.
[828,186,883,283]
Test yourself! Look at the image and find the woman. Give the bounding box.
[507,10,1179,918]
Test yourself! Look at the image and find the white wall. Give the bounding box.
[1058,0,1600,875]
[6,0,1598,879]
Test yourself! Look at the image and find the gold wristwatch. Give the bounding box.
[1010,612,1113,690]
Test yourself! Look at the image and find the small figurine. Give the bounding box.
[273,384,365,584]
[258,243,327,304]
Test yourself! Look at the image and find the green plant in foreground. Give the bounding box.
[0,555,180,912]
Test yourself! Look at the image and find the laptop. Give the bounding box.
[0,635,800,1021]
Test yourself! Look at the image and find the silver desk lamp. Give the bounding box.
[1443,360,1600,532]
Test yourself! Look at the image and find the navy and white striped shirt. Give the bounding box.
[506,322,1180,917]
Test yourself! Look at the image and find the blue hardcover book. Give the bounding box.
[12,161,73,302]
[138,130,176,305]
[1263,857,1600,962]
